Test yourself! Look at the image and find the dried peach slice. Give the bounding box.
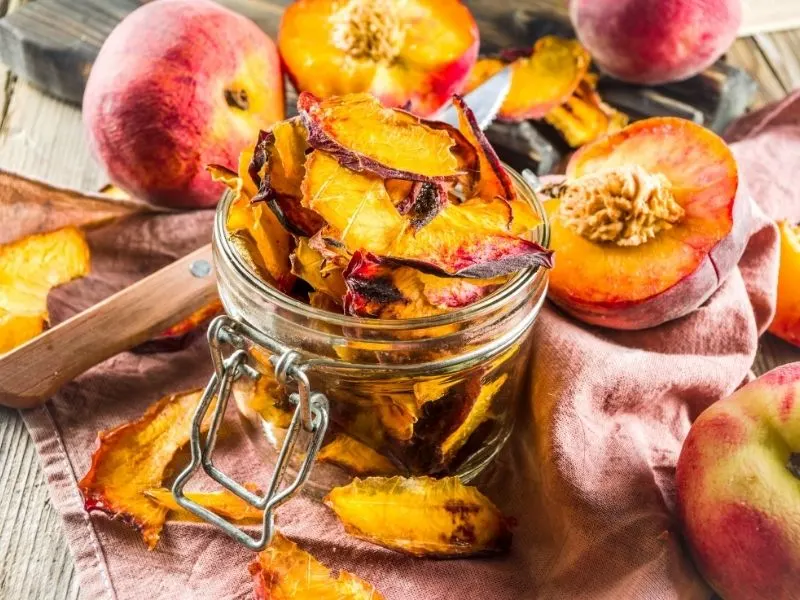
[465,37,590,121]
[290,237,347,304]
[135,299,224,353]
[0,227,91,352]
[250,531,384,600]
[343,251,505,318]
[79,389,208,549]
[299,93,466,181]
[317,434,398,476]
[324,476,512,557]
[279,0,478,117]
[546,117,749,329]
[452,95,516,203]
[210,151,294,289]
[544,79,628,148]
[303,151,553,278]
[144,483,262,524]
[441,374,507,461]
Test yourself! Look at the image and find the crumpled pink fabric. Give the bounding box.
[21,93,797,600]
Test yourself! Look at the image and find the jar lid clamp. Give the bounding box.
[171,315,329,551]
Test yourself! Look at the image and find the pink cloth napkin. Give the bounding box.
[21,92,798,600]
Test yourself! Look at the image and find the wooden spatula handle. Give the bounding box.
[0,243,217,409]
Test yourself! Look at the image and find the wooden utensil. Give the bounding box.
[0,243,216,409]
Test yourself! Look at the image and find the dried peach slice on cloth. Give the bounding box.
[299,93,467,181]
[144,484,262,524]
[317,434,399,476]
[79,389,209,549]
[343,251,505,318]
[324,476,512,557]
[768,221,800,347]
[0,227,91,353]
[279,0,478,117]
[302,151,553,278]
[545,116,750,330]
[250,531,384,600]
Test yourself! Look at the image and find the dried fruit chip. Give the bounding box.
[466,37,591,121]
[303,151,553,278]
[324,476,512,557]
[290,237,347,304]
[544,79,629,148]
[210,153,294,288]
[441,374,507,460]
[300,92,466,181]
[79,389,208,549]
[308,290,343,313]
[250,531,384,600]
[135,299,224,354]
[392,181,447,231]
[233,367,294,432]
[0,227,91,353]
[343,251,505,319]
[0,310,46,354]
[317,434,398,476]
[144,484,263,524]
[452,95,516,203]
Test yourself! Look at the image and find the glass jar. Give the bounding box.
[208,166,550,497]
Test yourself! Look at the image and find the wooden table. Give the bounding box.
[0,1,799,598]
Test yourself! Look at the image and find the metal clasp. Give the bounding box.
[171,315,329,551]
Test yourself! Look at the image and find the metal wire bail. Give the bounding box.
[171,315,329,551]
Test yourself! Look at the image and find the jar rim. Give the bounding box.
[214,164,550,331]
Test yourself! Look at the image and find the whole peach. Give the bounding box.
[676,363,800,599]
[83,0,284,209]
[570,0,742,85]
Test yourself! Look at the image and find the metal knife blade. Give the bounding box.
[435,66,512,130]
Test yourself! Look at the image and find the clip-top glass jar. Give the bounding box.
[172,166,549,550]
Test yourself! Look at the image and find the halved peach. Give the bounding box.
[278,0,479,116]
[768,222,800,346]
[546,117,750,330]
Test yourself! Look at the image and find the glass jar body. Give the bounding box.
[213,168,549,491]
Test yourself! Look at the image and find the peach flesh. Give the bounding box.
[570,0,742,85]
[546,117,750,330]
[83,0,284,209]
[278,0,479,117]
[676,363,800,600]
[769,222,800,347]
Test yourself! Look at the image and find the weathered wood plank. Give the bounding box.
[726,37,788,108]
[753,30,800,93]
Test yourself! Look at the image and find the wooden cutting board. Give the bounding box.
[0,0,757,174]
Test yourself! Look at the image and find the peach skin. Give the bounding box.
[676,363,800,600]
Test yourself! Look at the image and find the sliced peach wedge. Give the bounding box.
[279,0,479,117]
[544,117,750,330]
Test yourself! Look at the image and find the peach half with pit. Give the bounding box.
[278,0,479,117]
[676,363,800,600]
[544,117,750,330]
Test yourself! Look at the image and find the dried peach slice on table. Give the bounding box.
[302,151,552,278]
[279,0,478,116]
[250,532,384,599]
[0,227,91,353]
[545,117,750,330]
[324,476,511,557]
[769,221,800,347]
[79,389,209,549]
